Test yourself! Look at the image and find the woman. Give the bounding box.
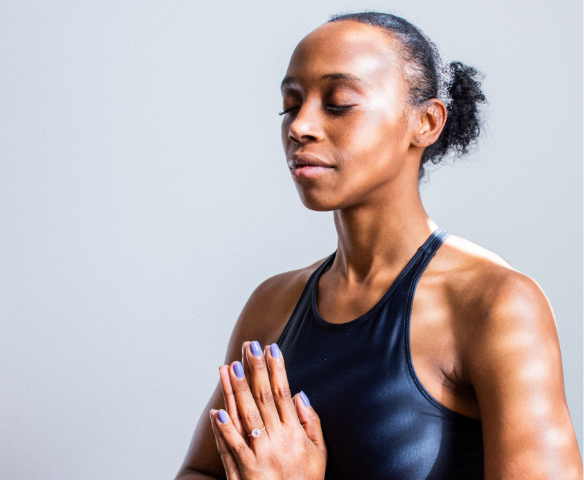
[176,12,582,480]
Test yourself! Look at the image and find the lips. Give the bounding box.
[288,152,335,179]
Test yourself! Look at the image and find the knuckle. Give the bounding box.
[232,380,249,393]
[249,359,267,373]
[244,408,263,425]
[272,385,292,401]
[253,389,275,406]
[271,360,286,372]
[234,441,248,457]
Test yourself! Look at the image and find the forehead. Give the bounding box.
[284,21,403,90]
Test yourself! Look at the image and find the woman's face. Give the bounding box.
[281,21,422,211]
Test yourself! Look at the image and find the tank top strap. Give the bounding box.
[278,228,450,342]
[355,227,451,326]
[409,227,450,281]
[419,227,450,257]
[276,252,336,344]
[377,227,450,298]
[322,226,449,292]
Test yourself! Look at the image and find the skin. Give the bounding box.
[176,20,583,480]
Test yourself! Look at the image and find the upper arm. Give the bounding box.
[467,274,582,479]
[175,263,322,479]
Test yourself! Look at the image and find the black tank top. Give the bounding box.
[277,228,484,480]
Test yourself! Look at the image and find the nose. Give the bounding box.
[287,102,324,144]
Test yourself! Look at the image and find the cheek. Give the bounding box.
[332,106,409,174]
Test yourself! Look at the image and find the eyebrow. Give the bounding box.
[280,72,368,90]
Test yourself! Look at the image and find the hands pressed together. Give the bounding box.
[210,341,327,480]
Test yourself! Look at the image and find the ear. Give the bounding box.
[411,99,447,148]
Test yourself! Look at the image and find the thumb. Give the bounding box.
[294,391,326,454]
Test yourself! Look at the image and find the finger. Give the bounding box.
[241,341,252,386]
[219,365,246,440]
[228,359,271,442]
[244,341,281,430]
[210,409,245,480]
[294,391,327,456]
[265,343,298,426]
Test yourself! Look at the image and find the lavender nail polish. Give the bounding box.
[300,391,311,407]
[233,361,244,378]
[270,343,282,358]
[217,409,229,424]
[250,340,262,356]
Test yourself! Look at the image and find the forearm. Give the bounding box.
[175,468,221,480]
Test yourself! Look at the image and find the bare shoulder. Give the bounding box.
[223,257,328,364]
[436,233,556,333]
[424,233,560,380]
[434,238,582,477]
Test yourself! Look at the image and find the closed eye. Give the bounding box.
[279,104,356,116]
[326,104,355,114]
[279,106,299,116]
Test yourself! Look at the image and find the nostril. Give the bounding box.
[288,128,300,143]
[289,131,317,144]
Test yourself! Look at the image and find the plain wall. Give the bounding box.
[0,1,581,478]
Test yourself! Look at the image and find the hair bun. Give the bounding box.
[421,61,486,179]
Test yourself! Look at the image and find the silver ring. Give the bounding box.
[247,427,266,438]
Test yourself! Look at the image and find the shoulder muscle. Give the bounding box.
[466,272,581,478]
[223,258,326,364]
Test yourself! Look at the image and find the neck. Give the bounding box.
[332,178,437,281]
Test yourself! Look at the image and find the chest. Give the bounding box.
[277,279,484,480]
[316,270,481,419]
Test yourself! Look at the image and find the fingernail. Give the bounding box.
[300,391,311,407]
[250,340,262,357]
[217,409,229,424]
[270,343,282,358]
[233,361,244,378]
[209,409,214,420]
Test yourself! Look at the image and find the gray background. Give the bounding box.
[1,1,581,478]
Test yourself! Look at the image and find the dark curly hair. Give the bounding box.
[329,12,486,181]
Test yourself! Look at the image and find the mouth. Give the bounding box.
[288,152,335,179]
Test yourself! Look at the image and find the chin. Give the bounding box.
[295,187,349,212]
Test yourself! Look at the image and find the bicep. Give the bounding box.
[469,278,582,479]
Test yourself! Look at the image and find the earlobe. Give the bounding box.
[413,127,428,146]
[414,100,447,147]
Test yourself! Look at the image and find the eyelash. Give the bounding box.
[326,104,354,114]
[278,104,355,115]
[278,107,298,116]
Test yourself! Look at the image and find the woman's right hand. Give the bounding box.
[210,341,327,480]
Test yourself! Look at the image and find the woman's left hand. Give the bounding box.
[210,341,327,480]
